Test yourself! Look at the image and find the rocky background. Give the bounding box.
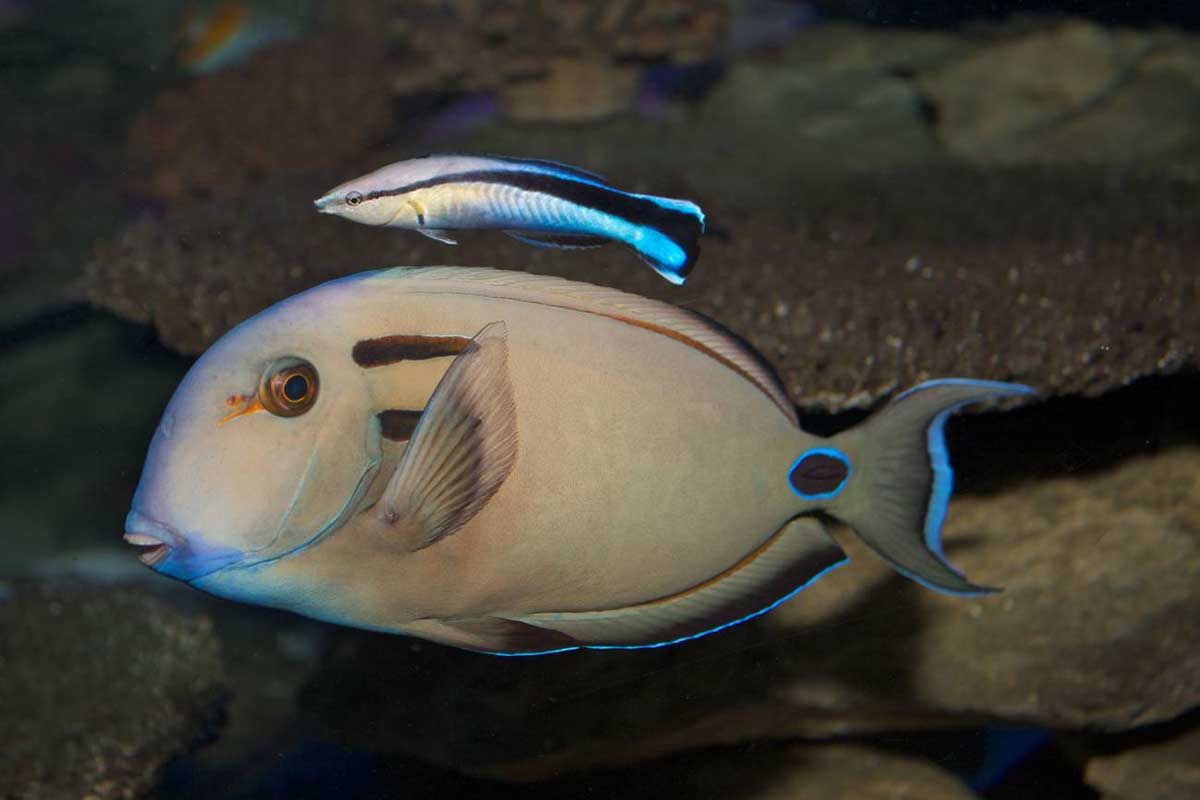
[2,1,1199,798]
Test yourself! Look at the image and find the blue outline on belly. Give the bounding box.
[482,557,848,656]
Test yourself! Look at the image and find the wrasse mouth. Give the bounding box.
[124,532,171,567]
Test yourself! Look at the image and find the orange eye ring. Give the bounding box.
[259,359,319,417]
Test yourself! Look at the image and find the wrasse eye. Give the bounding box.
[345,191,363,207]
[259,359,319,417]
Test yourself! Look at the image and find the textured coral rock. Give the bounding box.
[338,0,729,121]
[0,583,226,800]
[296,435,1200,779]
[79,164,1200,412]
[124,35,393,202]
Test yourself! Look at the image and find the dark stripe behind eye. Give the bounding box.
[352,335,471,368]
[378,409,423,441]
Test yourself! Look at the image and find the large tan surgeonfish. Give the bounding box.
[125,268,1032,654]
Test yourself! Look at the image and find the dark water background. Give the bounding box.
[2,1,1198,798]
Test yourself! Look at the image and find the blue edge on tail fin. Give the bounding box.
[898,378,1036,596]
[486,377,1033,656]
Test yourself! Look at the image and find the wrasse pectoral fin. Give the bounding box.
[406,199,426,227]
[510,517,847,650]
[504,231,608,250]
[376,321,517,550]
[418,228,459,245]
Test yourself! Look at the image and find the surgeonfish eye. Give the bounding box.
[345,191,363,207]
[259,358,319,417]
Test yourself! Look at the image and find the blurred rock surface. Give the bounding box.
[588,742,980,799]
[1084,723,1200,800]
[298,443,1200,779]
[125,34,393,202]
[0,583,226,800]
[335,0,729,122]
[918,20,1200,177]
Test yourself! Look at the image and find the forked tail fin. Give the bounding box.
[788,379,1035,596]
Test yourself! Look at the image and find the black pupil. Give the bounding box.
[348,193,360,205]
[283,374,308,403]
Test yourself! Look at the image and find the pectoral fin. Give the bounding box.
[376,321,518,550]
[419,228,459,245]
[504,231,608,250]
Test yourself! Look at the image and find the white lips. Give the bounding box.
[124,533,164,546]
[123,531,172,566]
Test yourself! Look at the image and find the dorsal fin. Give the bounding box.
[372,267,798,426]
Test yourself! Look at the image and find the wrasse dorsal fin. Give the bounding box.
[509,517,846,650]
[375,268,799,426]
[487,155,611,186]
[376,321,517,550]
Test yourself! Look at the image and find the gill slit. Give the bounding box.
[249,445,320,554]
[231,455,381,573]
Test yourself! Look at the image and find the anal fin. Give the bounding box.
[402,617,581,654]
[513,517,847,650]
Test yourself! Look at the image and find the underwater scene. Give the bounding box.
[2,0,1199,797]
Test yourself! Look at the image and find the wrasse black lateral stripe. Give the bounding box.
[378,409,423,442]
[352,334,472,368]
[363,170,703,241]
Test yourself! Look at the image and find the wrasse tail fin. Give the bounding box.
[377,321,518,550]
[629,197,705,285]
[807,379,1035,595]
[500,517,846,652]
[503,231,608,250]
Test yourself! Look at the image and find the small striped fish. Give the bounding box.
[315,155,706,285]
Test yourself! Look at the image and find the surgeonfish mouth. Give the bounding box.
[124,532,171,566]
[123,512,182,567]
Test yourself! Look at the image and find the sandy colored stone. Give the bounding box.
[0,583,226,800]
[919,21,1200,174]
[297,442,1200,779]
[1085,724,1200,800]
[599,743,979,800]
